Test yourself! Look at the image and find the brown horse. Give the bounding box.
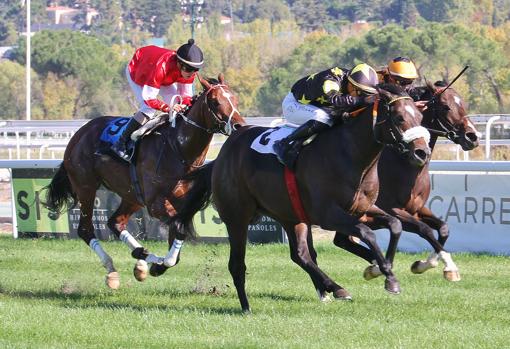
[44,74,245,289]
[334,81,479,282]
[171,84,431,312]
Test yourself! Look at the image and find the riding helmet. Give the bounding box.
[176,39,204,69]
[388,57,418,79]
[347,63,378,95]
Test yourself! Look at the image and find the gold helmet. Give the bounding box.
[388,57,418,80]
[347,63,378,95]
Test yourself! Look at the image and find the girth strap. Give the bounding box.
[284,167,310,224]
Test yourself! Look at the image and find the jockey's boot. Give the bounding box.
[111,118,141,160]
[273,119,329,170]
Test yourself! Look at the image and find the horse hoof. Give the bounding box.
[363,264,382,280]
[332,288,352,301]
[149,263,169,277]
[316,289,331,302]
[133,260,148,282]
[444,270,461,282]
[384,279,401,294]
[410,260,427,274]
[106,272,120,289]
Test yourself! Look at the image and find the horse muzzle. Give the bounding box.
[459,131,479,151]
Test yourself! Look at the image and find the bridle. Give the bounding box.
[179,84,241,136]
[424,89,465,142]
[374,94,430,154]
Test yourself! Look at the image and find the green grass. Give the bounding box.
[0,236,509,349]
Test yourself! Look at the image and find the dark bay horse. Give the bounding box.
[172,84,431,312]
[336,81,479,282]
[44,74,245,289]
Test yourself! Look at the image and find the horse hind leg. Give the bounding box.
[75,191,120,289]
[106,200,163,282]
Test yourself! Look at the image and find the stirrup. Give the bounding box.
[111,143,132,161]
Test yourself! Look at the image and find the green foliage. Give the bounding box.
[0,60,37,119]
[13,30,131,117]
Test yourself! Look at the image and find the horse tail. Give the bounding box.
[43,163,77,214]
[171,161,215,239]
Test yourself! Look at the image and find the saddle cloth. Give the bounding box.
[250,125,297,155]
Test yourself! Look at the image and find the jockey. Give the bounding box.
[111,39,204,160]
[378,56,426,109]
[273,63,379,170]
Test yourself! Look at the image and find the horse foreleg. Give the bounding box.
[417,207,459,281]
[107,200,163,282]
[359,206,403,280]
[286,223,350,302]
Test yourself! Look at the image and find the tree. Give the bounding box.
[13,30,129,117]
[0,60,43,120]
[291,0,329,31]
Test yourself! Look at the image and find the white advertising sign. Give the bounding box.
[376,173,510,255]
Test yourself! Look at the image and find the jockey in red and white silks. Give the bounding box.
[126,45,195,119]
[110,39,204,161]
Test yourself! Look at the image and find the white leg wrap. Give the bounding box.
[146,254,164,264]
[425,252,439,268]
[119,230,142,251]
[163,239,184,267]
[89,238,115,273]
[439,251,457,271]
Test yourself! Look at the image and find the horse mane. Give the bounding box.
[377,83,408,97]
[204,77,220,85]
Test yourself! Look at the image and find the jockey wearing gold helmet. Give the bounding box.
[378,57,427,110]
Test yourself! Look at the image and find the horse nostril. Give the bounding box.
[414,148,429,162]
[466,132,478,142]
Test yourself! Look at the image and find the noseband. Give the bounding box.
[179,84,240,136]
[374,95,430,153]
[425,93,464,142]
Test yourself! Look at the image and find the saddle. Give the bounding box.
[99,112,170,163]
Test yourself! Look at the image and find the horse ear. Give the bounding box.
[198,74,211,90]
[426,80,435,91]
[218,73,225,85]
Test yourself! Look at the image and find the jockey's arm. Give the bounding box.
[328,92,368,110]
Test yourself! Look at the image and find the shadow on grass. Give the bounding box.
[0,285,243,315]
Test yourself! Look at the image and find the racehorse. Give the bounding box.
[336,81,479,282]
[44,74,245,289]
[171,84,431,312]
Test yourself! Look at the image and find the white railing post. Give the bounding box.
[485,115,501,160]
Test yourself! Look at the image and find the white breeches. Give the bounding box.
[125,66,191,120]
[281,93,333,127]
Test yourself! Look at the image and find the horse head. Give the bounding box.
[191,74,246,135]
[375,83,431,167]
[419,81,479,151]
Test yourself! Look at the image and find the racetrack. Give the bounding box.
[0,237,508,348]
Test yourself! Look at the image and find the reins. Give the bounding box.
[177,83,240,136]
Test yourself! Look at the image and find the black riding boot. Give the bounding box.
[111,118,141,160]
[273,119,329,170]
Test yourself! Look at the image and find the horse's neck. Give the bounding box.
[331,112,383,171]
[423,112,440,150]
[175,100,213,162]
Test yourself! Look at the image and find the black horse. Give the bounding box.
[171,84,431,312]
[44,75,245,289]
